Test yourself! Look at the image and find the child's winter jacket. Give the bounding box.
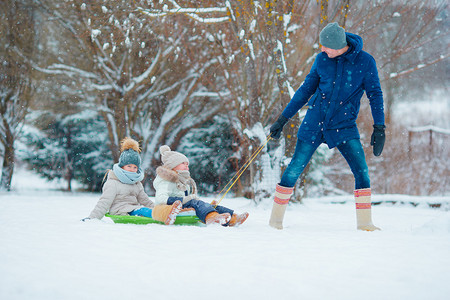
[153,166,233,223]
[88,170,154,219]
[153,166,194,205]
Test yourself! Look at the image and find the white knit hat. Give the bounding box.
[159,145,189,169]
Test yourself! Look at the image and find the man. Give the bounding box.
[269,22,386,231]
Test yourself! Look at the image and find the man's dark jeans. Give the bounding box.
[280,138,370,190]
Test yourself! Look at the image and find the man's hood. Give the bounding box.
[343,32,363,62]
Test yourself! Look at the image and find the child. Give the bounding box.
[153,145,249,226]
[83,137,182,225]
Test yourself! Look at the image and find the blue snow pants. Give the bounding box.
[129,207,153,218]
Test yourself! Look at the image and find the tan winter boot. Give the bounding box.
[228,212,249,227]
[354,188,380,231]
[152,201,183,225]
[205,212,231,225]
[269,184,294,230]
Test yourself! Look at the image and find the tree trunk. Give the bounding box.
[65,128,73,192]
[0,132,15,191]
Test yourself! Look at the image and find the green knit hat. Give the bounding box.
[118,137,141,168]
[319,22,347,50]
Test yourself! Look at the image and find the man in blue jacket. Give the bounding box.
[269,22,385,231]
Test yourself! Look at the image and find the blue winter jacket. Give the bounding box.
[282,32,384,149]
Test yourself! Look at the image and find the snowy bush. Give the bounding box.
[18,111,112,192]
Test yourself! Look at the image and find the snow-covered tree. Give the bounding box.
[32,0,226,187]
[0,0,35,191]
[138,0,327,201]
[20,111,112,191]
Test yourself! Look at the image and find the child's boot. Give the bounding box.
[228,212,249,227]
[165,200,183,225]
[354,188,380,231]
[205,212,231,225]
[269,184,294,229]
[152,200,183,225]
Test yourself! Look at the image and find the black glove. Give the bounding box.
[371,124,386,156]
[270,115,289,139]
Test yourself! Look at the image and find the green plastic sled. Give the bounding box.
[105,213,202,226]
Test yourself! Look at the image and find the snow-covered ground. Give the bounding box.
[1,170,449,300]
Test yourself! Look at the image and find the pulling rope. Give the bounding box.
[212,134,273,208]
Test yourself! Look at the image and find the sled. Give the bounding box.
[105,211,202,226]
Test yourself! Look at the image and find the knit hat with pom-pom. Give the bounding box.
[160,145,189,170]
[118,137,142,168]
